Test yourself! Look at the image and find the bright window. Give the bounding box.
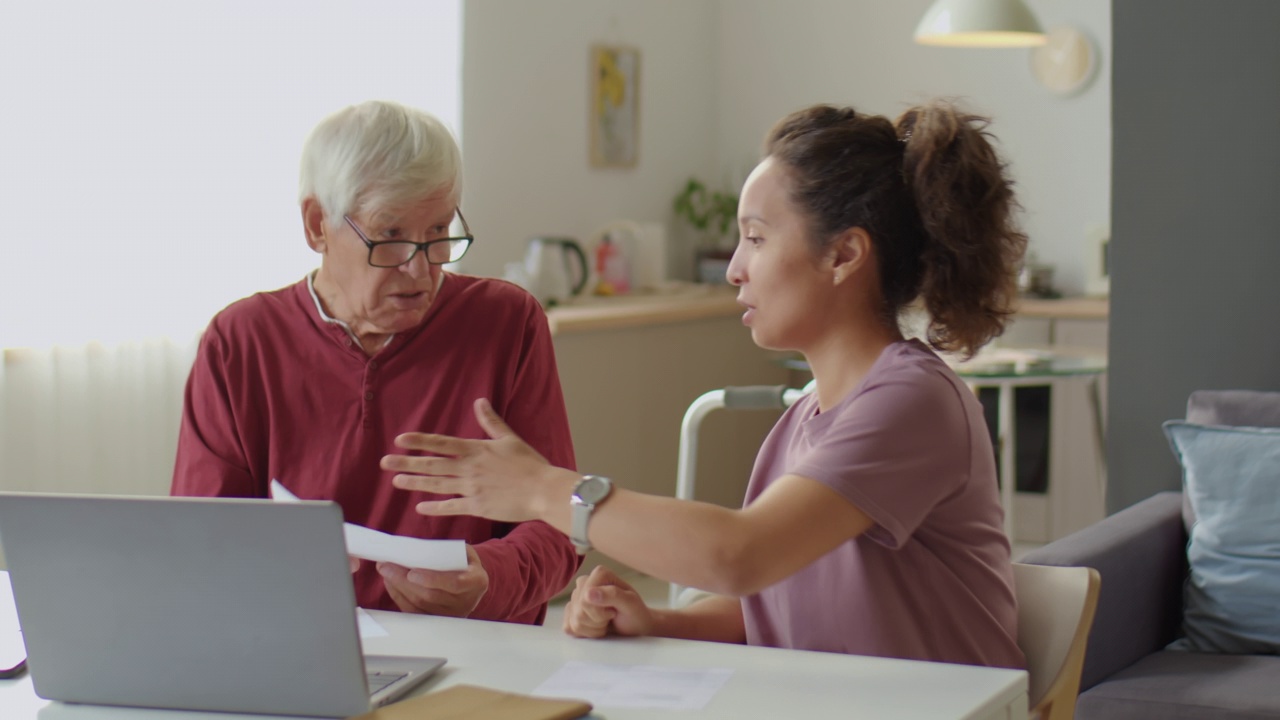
[0,1,461,348]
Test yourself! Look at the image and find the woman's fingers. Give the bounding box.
[393,432,472,456]
[382,454,458,477]
[473,398,514,440]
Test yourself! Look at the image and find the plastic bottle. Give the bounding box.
[594,234,631,295]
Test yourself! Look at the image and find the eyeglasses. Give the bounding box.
[343,210,474,268]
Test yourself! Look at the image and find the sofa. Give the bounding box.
[1022,491,1280,719]
[1018,386,1280,717]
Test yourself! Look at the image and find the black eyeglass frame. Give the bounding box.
[343,209,474,268]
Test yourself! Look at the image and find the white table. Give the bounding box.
[1,608,1026,720]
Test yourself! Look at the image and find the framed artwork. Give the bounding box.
[590,45,639,168]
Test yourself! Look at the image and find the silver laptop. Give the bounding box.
[0,492,445,717]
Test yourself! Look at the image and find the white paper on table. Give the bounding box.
[270,479,467,571]
[532,661,733,710]
[356,608,388,638]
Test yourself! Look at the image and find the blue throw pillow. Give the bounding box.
[1163,421,1280,654]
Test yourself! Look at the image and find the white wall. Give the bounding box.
[460,1,1110,295]
[459,0,720,281]
[714,0,1110,297]
[0,0,461,349]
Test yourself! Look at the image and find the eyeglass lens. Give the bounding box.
[370,239,469,267]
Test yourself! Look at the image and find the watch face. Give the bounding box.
[575,476,612,504]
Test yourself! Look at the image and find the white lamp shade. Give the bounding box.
[914,0,1046,47]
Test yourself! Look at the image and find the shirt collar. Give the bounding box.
[305,270,394,350]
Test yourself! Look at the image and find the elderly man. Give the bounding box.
[172,100,579,624]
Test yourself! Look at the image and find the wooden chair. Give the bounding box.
[1013,562,1102,720]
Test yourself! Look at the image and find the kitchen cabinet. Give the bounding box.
[990,297,1109,545]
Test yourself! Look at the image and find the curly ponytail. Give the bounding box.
[897,102,1027,357]
[764,101,1026,358]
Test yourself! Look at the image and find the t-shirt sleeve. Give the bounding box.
[788,367,972,549]
[171,323,261,498]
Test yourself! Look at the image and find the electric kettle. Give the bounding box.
[523,237,588,306]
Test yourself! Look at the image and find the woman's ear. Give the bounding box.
[302,197,328,254]
[830,227,873,286]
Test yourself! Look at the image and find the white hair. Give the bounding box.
[298,100,462,222]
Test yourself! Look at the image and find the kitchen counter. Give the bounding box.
[1015,296,1109,319]
[546,288,1108,336]
[545,284,741,336]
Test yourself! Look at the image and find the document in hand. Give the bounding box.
[271,479,467,571]
[351,684,591,720]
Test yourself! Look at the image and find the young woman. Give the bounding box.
[381,101,1028,669]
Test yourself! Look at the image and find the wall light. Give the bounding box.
[914,0,1046,48]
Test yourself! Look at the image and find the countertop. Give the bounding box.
[545,286,1108,336]
[546,284,741,335]
[1015,296,1109,319]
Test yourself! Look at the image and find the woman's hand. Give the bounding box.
[382,398,574,522]
[563,565,655,639]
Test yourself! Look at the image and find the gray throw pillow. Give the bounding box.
[1164,421,1280,655]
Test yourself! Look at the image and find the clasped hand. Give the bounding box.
[380,398,558,522]
[563,565,654,638]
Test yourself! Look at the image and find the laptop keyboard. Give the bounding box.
[367,670,408,695]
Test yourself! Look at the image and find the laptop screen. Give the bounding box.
[0,493,382,717]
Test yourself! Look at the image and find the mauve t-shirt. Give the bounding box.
[741,340,1024,669]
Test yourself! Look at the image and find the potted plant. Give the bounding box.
[672,177,738,284]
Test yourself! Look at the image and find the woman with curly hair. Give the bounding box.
[385,101,1028,669]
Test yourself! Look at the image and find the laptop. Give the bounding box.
[0,492,445,717]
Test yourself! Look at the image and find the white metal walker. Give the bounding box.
[669,379,817,607]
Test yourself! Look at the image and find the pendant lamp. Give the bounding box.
[914,0,1046,47]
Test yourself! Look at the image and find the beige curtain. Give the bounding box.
[0,337,198,496]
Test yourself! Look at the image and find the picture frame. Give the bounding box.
[589,44,640,168]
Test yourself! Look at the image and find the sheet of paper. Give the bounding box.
[356,608,388,639]
[271,479,467,571]
[532,661,733,710]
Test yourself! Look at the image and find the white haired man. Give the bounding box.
[172,100,579,624]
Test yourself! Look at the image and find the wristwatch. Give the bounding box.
[569,475,614,554]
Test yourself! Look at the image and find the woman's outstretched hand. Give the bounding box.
[382,397,569,522]
[563,565,655,639]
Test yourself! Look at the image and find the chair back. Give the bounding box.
[1013,563,1102,720]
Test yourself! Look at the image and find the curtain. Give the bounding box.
[0,337,199,496]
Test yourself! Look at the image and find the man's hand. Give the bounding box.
[562,565,654,639]
[378,545,489,617]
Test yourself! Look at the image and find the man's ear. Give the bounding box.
[302,197,329,254]
[829,227,873,286]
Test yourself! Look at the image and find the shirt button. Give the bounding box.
[365,391,374,401]
[344,338,353,347]
[369,360,378,370]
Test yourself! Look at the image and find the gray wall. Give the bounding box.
[1108,0,1280,511]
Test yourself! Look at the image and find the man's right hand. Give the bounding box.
[563,565,654,638]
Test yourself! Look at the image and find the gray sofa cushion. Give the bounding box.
[1187,390,1280,428]
[1076,651,1280,720]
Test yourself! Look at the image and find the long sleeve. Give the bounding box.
[171,325,262,498]
[466,299,581,623]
